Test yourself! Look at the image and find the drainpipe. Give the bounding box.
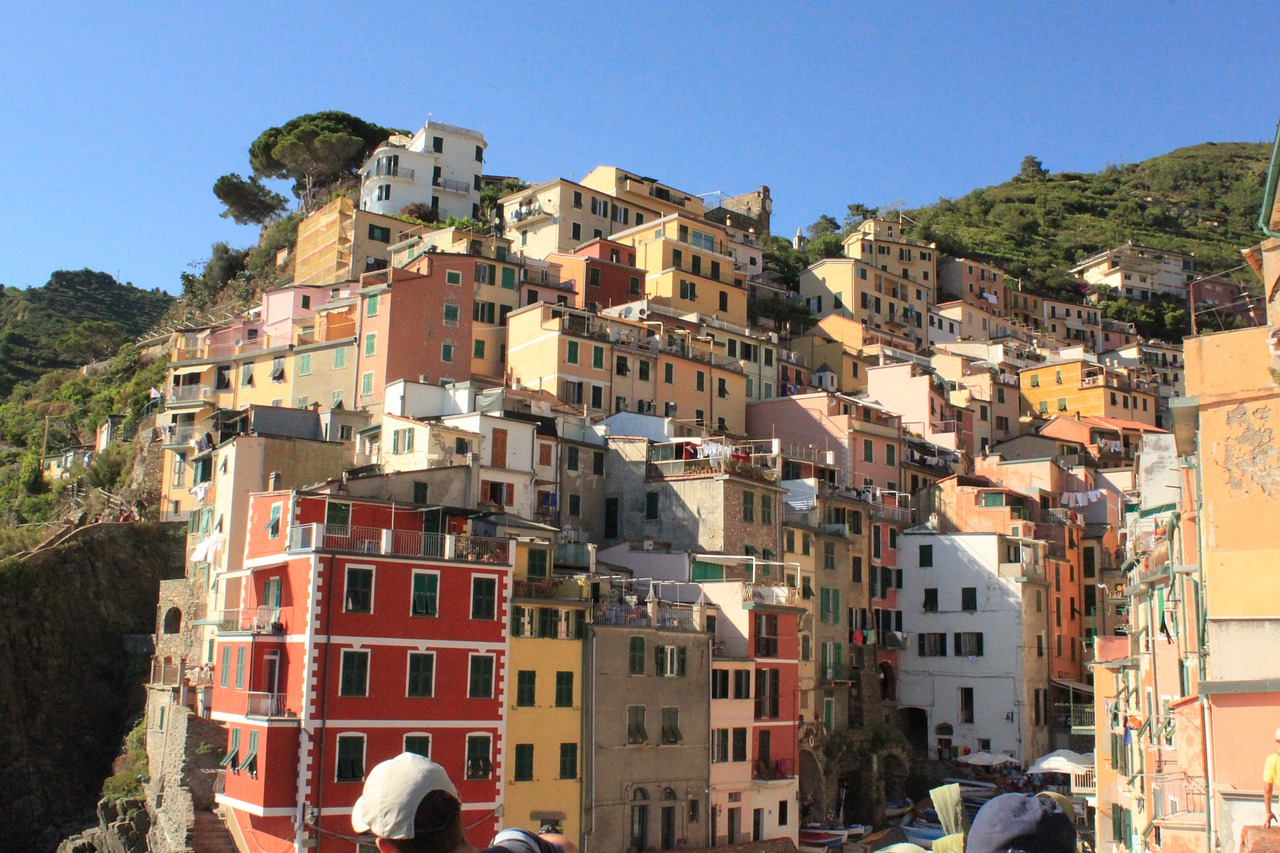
[1256,119,1280,239]
[1201,695,1215,853]
[586,631,596,842]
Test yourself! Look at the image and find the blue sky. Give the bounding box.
[0,2,1274,294]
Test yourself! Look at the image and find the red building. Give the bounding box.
[546,238,646,312]
[213,491,515,852]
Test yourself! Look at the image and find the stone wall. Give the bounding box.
[144,701,224,853]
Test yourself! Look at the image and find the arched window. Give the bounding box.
[163,607,182,634]
[631,788,650,852]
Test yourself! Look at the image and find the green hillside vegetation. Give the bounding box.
[0,270,172,398]
[903,142,1269,295]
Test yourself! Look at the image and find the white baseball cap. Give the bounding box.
[352,753,459,839]
[1274,726,1280,740]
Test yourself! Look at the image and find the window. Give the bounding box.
[369,224,391,243]
[655,644,688,677]
[366,294,379,318]
[962,587,977,611]
[234,646,246,688]
[559,742,578,779]
[732,727,748,761]
[711,669,729,699]
[567,446,579,471]
[645,491,660,520]
[391,427,415,454]
[918,633,947,657]
[512,744,534,782]
[712,728,729,762]
[344,567,373,613]
[336,734,365,781]
[1030,374,1040,387]
[469,654,495,699]
[411,571,438,617]
[571,222,581,240]
[333,347,347,370]
[863,439,874,463]
[592,451,605,476]
[555,671,573,707]
[954,632,985,656]
[360,371,374,397]
[340,649,369,696]
[923,588,938,612]
[240,363,253,386]
[960,687,975,724]
[404,734,431,758]
[733,670,751,699]
[298,353,312,376]
[919,544,933,567]
[629,636,646,674]
[661,707,682,744]
[466,735,492,779]
[407,652,435,697]
[266,504,281,539]
[471,577,497,620]
[566,340,579,365]
[823,541,837,570]
[742,491,755,522]
[568,494,581,516]
[627,705,648,744]
[593,345,605,369]
[516,670,536,706]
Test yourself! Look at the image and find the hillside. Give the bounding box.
[900,141,1270,296]
[0,270,174,398]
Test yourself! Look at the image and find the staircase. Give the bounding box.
[190,810,238,853]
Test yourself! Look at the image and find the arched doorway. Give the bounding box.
[878,662,897,701]
[162,607,182,634]
[935,723,954,761]
[898,707,929,756]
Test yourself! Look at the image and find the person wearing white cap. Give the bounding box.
[352,752,576,853]
[1265,727,1280,827]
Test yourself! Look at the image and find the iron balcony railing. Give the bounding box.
[436,177,471,194]
[218,606,283,634]
[245,691,295,719]
[1057,702,1096,730]
[287,524,512,565]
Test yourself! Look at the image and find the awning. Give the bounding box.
[1052,679,1095,695]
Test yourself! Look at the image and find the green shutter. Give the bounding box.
[501,267,516,289]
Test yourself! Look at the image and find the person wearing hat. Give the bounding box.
[352,752,577,853]
[1265,727,1280,827]
[965,792,1076,853]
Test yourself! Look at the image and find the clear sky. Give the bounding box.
[1,2,1274,294]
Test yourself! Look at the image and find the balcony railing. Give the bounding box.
[753,758,795,781]
[218,606,284,634]
[151,658,182,686]
[1057,702,1096,730]
[1071,768,1096,794]
[436,177,471,194]
[591,602,700,632]
[371,164,414,180]
[161,423,200,445]
[287,524,512,565]
[167,385,212,404]
[246,691,294,719]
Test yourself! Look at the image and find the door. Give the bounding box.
[727,807,740,844]
[752,808,765,841]
[262,652,279,696]
[605,498,620,538]
[490,428,508,468]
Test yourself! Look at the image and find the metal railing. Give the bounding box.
[371,164,414,180]
[167,385,211,404]
[218,606,282,634]
[1071,769,1096,794]
[591,602,701,632]
[246,691,294,719]
[436,177,470,194]
[1057,702,1096,729]
[287,524,512,564]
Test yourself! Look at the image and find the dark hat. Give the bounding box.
[966,793,1076,853]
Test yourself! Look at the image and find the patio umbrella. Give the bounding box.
[1027,749,1094,774]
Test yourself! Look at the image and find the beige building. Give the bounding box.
[1071,242,1196,300]
[499,178,659,261]
[798,258,929,349]
[293,197,416,287]
[842,219,938,291]
[579,166,706,219]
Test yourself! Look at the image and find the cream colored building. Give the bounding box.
[798,258,929,348]
[499,178,659,261]
[293,197,416,287]
[842,218,938,290]
[1071,242,1196,300]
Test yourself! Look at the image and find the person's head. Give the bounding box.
[352,753,467,853]
[966,792,1076,853]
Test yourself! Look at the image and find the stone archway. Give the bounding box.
[162,606,182,634]
[897,706,929,757]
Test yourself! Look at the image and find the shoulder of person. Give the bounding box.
[482,829,564,853]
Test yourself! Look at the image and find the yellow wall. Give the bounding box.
[1020,361,1158,424]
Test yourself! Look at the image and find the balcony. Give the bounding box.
[167,385,212,406]
[753,758,795,781]
[1057,702,1096,732]
[161,423,200,446]
[150,657,182,686]
[245,691,295,719]
[512,577,588,602]
[999,561,1046,583]
[1070,768,1096,795]
[370,164,414,180]
[591,601,700,632]
[287,524,513,565]
[507,201,552,225]
[435,177,471,194]
[218,606,284,634]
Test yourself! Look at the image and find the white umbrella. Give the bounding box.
[958,751,1021,767]
[1027,749,1094,774]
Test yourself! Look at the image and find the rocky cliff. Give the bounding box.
[0,522,185,851]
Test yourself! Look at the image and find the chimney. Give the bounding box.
[268,471,281,490]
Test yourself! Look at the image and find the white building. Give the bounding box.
[359,120,487,221]
[1071,243,1196,301]
[896,528,1053,764]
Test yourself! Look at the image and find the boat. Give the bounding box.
[798,829,846,847]
[799,844,841,853]
[900,823,947,849]
[884,798,914,818]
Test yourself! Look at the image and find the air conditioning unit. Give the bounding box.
[233,338,244,347]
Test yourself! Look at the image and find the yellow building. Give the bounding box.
[611,213,749,327]
[504,541,590,846]
[505,303,748,434]
[797,258,929,349]
[1019,358,1158,426]
[499,178,659,261]
[842,218,938,291]
[293,196,416,287]
[578,166,705,219]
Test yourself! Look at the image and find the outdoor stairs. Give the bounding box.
[191,810,238,853]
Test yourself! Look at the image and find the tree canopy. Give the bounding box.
[216,111,402,214]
